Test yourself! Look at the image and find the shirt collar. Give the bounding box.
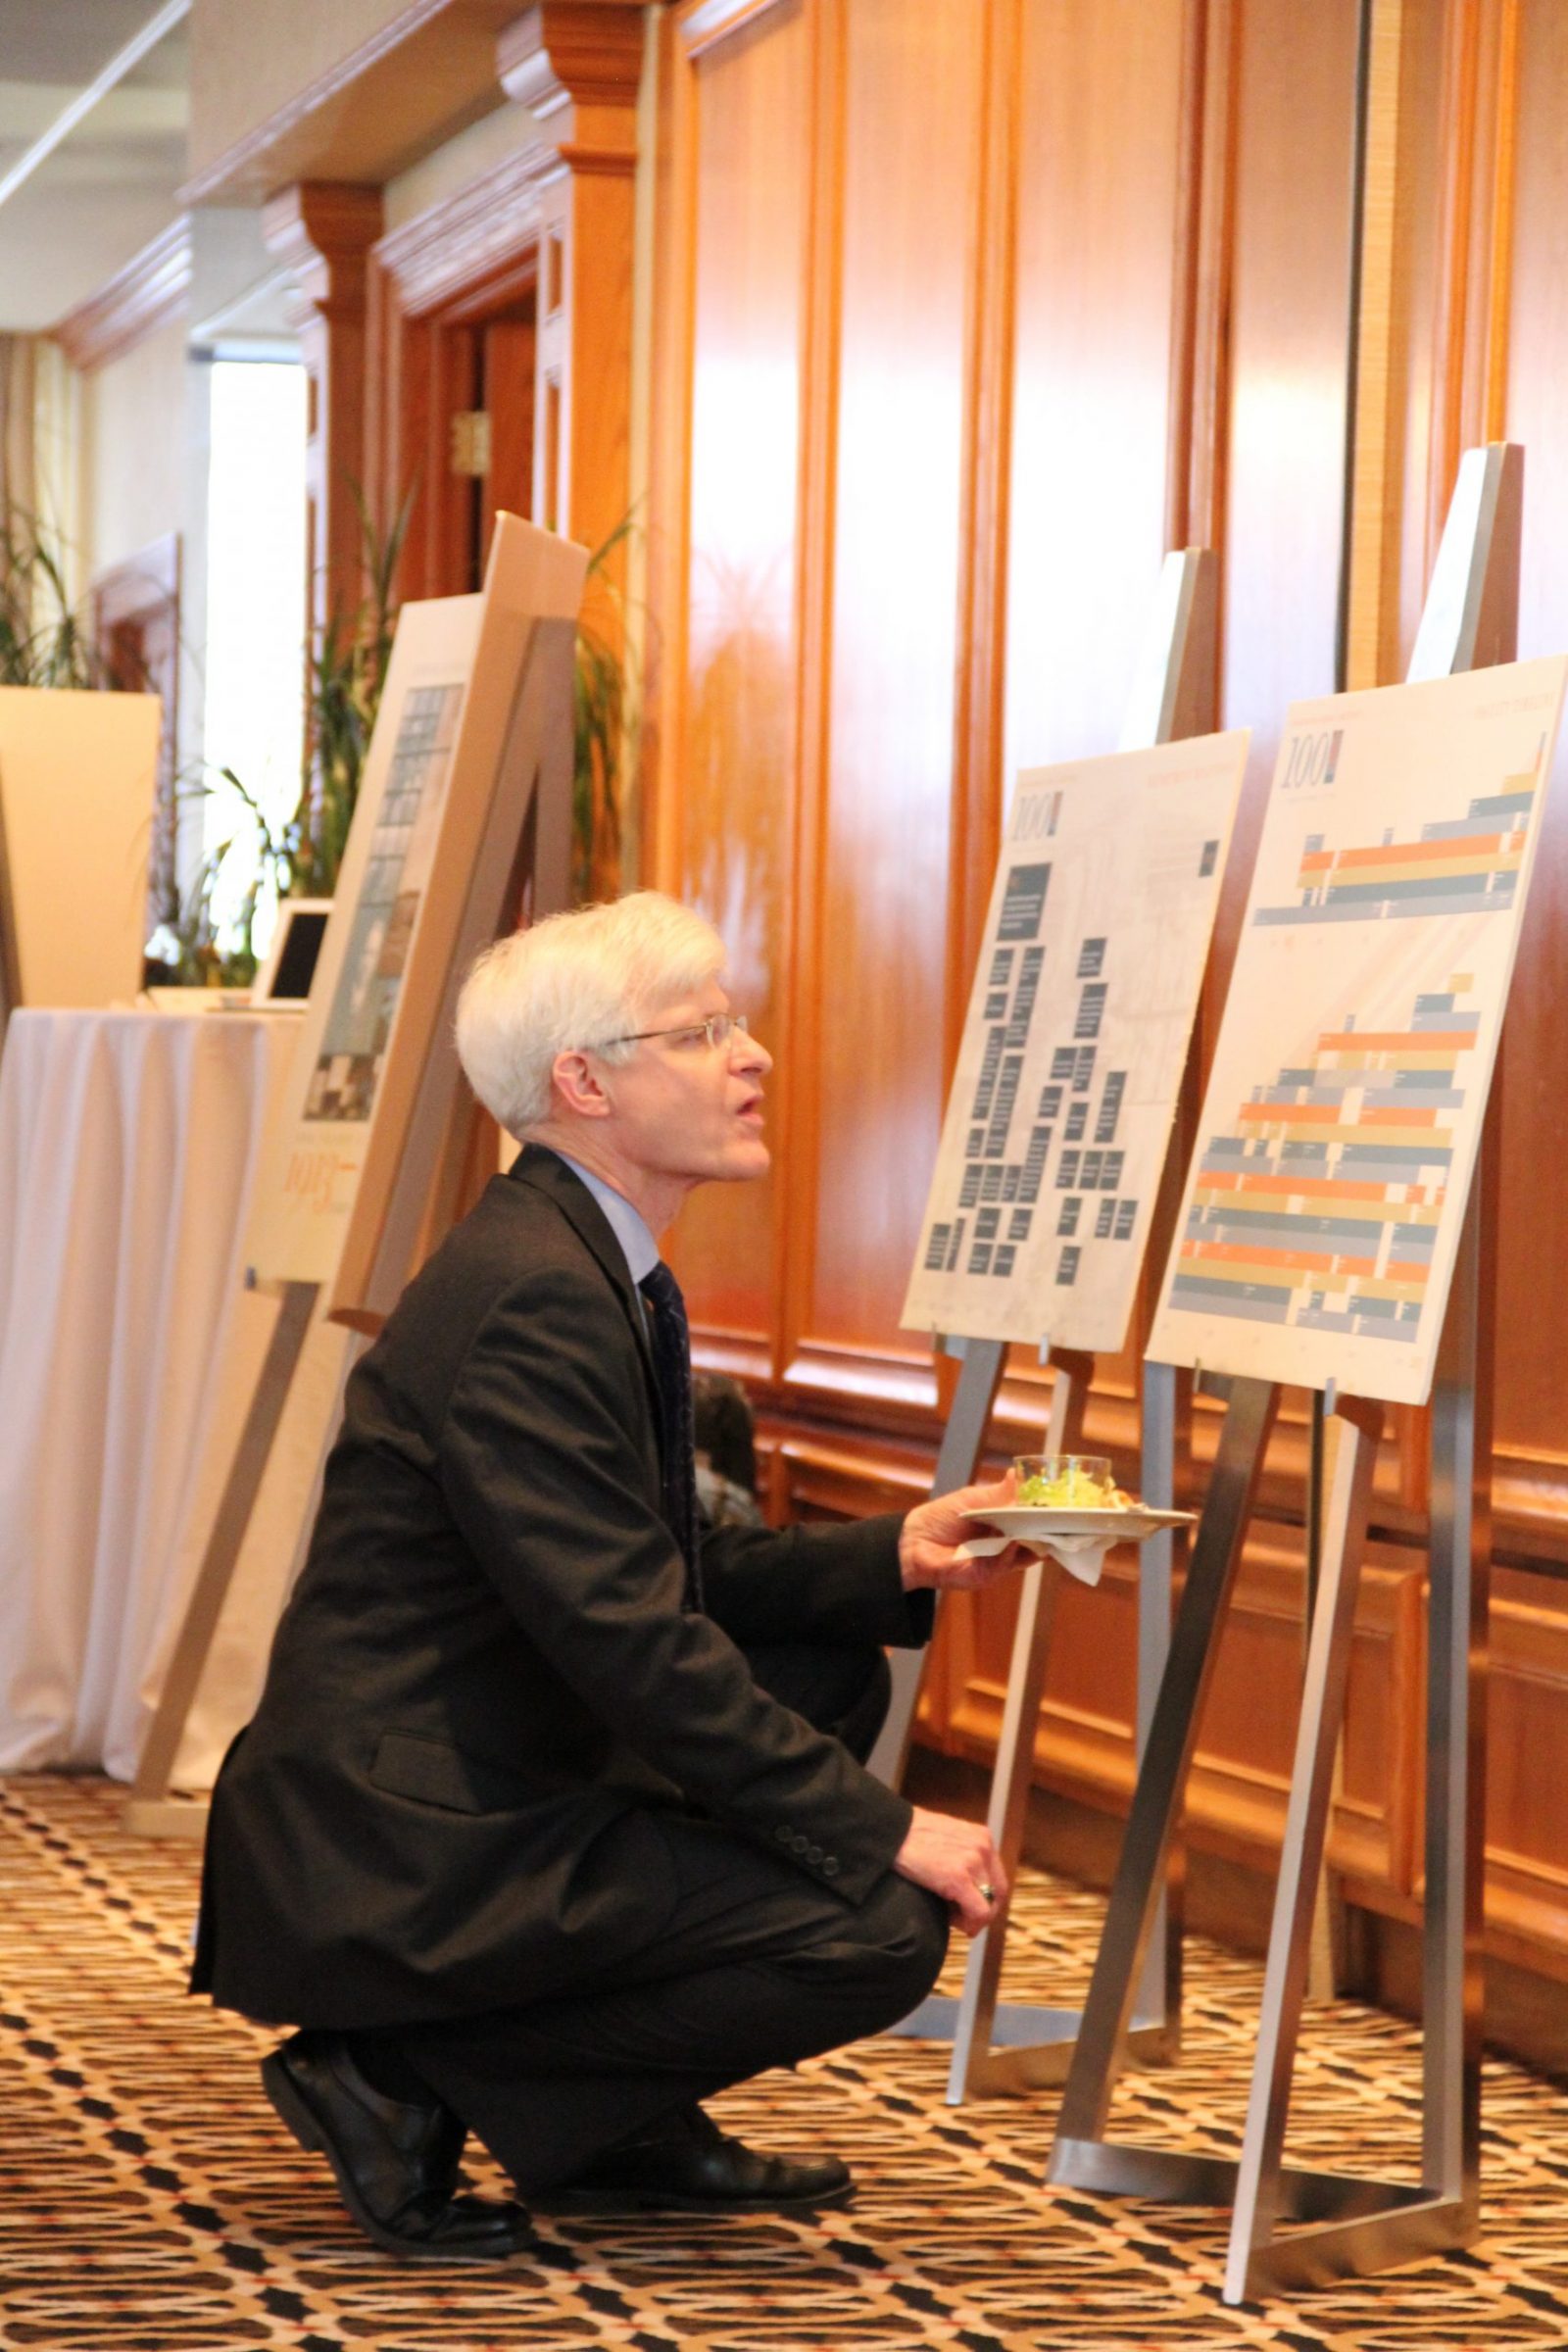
[542,1147,661,1288]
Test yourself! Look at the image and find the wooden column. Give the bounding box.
[498,3,642,565]
[262,182,384,630]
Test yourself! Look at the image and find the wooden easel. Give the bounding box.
[124,606,578,1838]
[875,545,1219,2100]
[1047,441,1522,2302]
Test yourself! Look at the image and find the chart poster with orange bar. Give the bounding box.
[902,730,1249,1354]
[1148,655,1568,1406]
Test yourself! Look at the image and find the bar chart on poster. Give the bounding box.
[902,730,1249,1355]
[1148,655,1568,1406]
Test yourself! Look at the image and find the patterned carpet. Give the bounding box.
[6,1775,1568,2351]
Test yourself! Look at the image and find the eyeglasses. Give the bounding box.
[604,1012,750,1053]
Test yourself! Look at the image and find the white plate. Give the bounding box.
[961,1503,1196,1544]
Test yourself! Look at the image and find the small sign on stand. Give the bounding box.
[124,514,587,1838]
[876,548,1249,2102]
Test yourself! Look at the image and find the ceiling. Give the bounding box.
[0,0,191,332]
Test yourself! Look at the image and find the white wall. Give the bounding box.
[78,318,210,898]
[382,100,541,234]
[75,204,309,905]
[81,320,192,580]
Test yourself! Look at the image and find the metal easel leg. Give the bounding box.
[867,1337,1008,1789]
[889,1346,1180,2088]
[947,1350,1157,2093]
[1049,1379,1466,2255]
[1423,1144,1491,2227]
[1215,1154,1491,2298]
[930,1548,1068,2090]
[1136,1356,1183,2056]
[1224,1399,1384,2301]
[1224,1131,1492,2293]
[1049,1374,1280,2179]
[889,1348,1089,2065]
[1049,1199,1491,2291]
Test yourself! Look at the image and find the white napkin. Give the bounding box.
[955,1530,1116,1590]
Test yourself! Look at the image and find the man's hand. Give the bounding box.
[899,1472,1029,1593]
[894,1807,1006,1936]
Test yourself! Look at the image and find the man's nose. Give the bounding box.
[735,1026,772,1075]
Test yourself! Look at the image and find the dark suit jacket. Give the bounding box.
[193,1146,928,2030]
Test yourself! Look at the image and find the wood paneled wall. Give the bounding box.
[645,0,1568,1986]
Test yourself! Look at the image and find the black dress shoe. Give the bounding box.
[546,2103,854,2215]
[262,2029,536,2261]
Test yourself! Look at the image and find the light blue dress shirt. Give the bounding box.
[539,1148,660,1322]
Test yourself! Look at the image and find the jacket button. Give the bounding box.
[775,1825,792,1844]
[791,1833,809,1854]
[807,1843,823,1866]
[822,1856,840,1877]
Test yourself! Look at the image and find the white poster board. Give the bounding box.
[902,730,1249,1353]
[0,686,160,1007]
[246,514,587,1289]
[1147,655,1568,1406]
[246,593,479,1284]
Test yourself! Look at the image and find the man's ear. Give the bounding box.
[550,1049,613,1120]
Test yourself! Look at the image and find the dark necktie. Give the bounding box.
[638,1261,704,1611]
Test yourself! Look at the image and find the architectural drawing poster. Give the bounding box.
[245,513,587,1292]
[245,594,481,1284]
[902,731,1249,1353]
[1147,656,1568,1405]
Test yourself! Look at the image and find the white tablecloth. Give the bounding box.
[0,1008,351,1787]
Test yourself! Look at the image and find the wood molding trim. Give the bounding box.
[187,0,448,198]
[1345,0,1409,693]
[376,145,556,318]
[181,0,522,207]
[645,2,701,900]
[944,0,1020,1092]
[679,0,798,64]
[776,0,846,1387]
[1453,1,1510,470]
[728,1330,1568,1562]
[1426,0,1480,559]
[263,182,384,311]
[496,0,640,553]
[264,182,384,626]
[554,139,638,178]
[1481,0,1520,439]
[1183,0,1238,562]
[499,0,646,120]
[1163,0,1208,553]
[1419,0,1517,570]
[52,219,193,375]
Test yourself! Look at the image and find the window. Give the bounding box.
[201,357,308,952]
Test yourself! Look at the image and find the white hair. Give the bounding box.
[455,890,727,1140]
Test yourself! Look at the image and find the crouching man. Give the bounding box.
[192,891,1022,2258]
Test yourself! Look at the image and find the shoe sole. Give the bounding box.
[540,2179,857,2217]
[261,2050,532,2263]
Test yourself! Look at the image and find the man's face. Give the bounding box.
[595,977,772,1190]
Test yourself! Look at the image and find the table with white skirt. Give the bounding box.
[0,1006,352,1788]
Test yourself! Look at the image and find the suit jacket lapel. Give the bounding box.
[508,1144,660,1397]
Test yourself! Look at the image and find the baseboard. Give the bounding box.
[904,1746,1568,2082]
